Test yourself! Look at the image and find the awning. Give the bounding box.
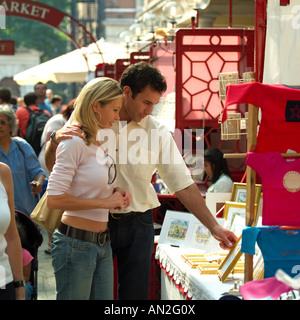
[13,40,128,85]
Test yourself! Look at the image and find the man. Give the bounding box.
[34,82,52,116]
[15,92,50,138]
[45,62,237,300]
[15,92,51,155]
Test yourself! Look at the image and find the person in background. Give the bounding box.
[45,88,53,107]
[10,97,18,112]
[38,98,75,254]
[0,88,13,109]
[17,97,25,109]
[39,98,75,175]
[50,95,62,115]
[15,92,51,139]
[34,82,52,116]
[0,105,45,217]
[46,77,131,300]
[204,148,233,193]
[0,162,25,300]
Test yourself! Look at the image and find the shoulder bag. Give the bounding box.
[30,192,63,233]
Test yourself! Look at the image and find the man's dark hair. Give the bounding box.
[0,87,12,104]
[120,62,167,98]
[24,92,38,106]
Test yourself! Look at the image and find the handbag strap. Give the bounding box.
[13,137,25,157]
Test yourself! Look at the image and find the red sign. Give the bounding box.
[0,40,14,55]
[1,0,65,28]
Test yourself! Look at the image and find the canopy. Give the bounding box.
[13,40,128,85]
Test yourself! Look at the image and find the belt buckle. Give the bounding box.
[110,213,122,219]
[97,231,107,246]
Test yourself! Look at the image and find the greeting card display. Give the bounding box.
[158,210,224,251]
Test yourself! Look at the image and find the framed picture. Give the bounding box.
[223,201,246,236]
[253,252,264,280]
[223,201,258,234]
[159,210,224,250]
[230,183,262,205]
[158,210,192,247]
[217,236,243,282]
[197,263,221,274]
[189,218,225,251]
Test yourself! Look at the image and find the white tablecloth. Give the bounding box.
[156,244,243,300]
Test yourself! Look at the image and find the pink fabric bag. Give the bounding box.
[240,277,292,300]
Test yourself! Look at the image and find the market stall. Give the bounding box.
[154,0,300,300]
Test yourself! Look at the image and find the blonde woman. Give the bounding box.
[47,77,131,300]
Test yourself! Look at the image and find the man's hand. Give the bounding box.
[45,124,84,172]
[53,124,84,144]
[175,183,238,250]
[210,224,238,250]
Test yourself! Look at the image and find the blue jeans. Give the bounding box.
[51,230,113,300]
[108,210,155,300]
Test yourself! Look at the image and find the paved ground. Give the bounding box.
[36,228,56,300]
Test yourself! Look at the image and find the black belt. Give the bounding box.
[58,222,110,246]
[110,212,141,219]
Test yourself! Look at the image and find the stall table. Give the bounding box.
[156,244,243,300]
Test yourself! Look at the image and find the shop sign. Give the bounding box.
[0,0,65,28]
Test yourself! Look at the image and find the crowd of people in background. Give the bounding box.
[0,82,74,300]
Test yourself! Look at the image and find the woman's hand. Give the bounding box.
[113,187,132,209]
[104,191,125,210]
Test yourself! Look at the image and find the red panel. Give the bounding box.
[175,28,254,132]
[255,0,267,83]
[0,40,14,55]
[115,58,130,81]
[95,63,105,78]
[280,0,290,5]
[130,51,151,64]
[104,64,115,79]
[152,42,176,98]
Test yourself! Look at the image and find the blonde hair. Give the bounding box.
[72,77,123,145]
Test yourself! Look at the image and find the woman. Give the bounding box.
[0,106,45,217]
[0,162,25,300]
[47,77,131,300]
[204,148,233,193]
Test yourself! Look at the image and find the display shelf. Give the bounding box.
[218,71,254,141]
